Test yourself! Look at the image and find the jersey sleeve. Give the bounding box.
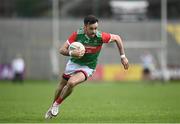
[66,32,77,45]
[102,32,111,43]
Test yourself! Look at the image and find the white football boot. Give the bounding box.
[50,105,59,116]
[45,107,53,119]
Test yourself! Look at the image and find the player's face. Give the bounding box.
[84,22,98,38]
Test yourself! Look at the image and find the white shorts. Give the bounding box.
[63,60,94,80]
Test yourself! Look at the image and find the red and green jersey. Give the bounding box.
[67,27,111,69]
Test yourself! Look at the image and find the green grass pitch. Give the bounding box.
[0,80,180,123]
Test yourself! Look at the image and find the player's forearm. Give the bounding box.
[115,35,125,56]
[59,47,70,56]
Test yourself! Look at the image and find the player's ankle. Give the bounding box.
[52,101,59,107]
[55,97,63,105]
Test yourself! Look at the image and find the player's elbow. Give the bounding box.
[111,34,122,42]
[113,35,122,44]
[115,35,122,42]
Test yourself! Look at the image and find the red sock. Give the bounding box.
[55,97,63,105]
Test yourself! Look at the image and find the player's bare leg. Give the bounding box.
[50,72,86,116]
[45,78,67,119]
[53,78,67,103]
[45,72,86,119]
[60,72,86,99]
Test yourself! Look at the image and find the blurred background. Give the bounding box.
[0,0,180,81]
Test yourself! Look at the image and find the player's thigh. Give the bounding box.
[67,72,86,87]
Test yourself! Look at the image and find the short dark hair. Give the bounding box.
[84,15,98,25]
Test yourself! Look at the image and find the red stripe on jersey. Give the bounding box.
[68,32,77,44]
[102,32,111,43]
[85,45,102,54]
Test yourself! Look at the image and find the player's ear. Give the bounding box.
[84,25,87,29]
[84,25,88,32]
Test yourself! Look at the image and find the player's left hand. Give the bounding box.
[121,57,129,70]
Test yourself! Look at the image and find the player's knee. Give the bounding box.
[67,80,76,88]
